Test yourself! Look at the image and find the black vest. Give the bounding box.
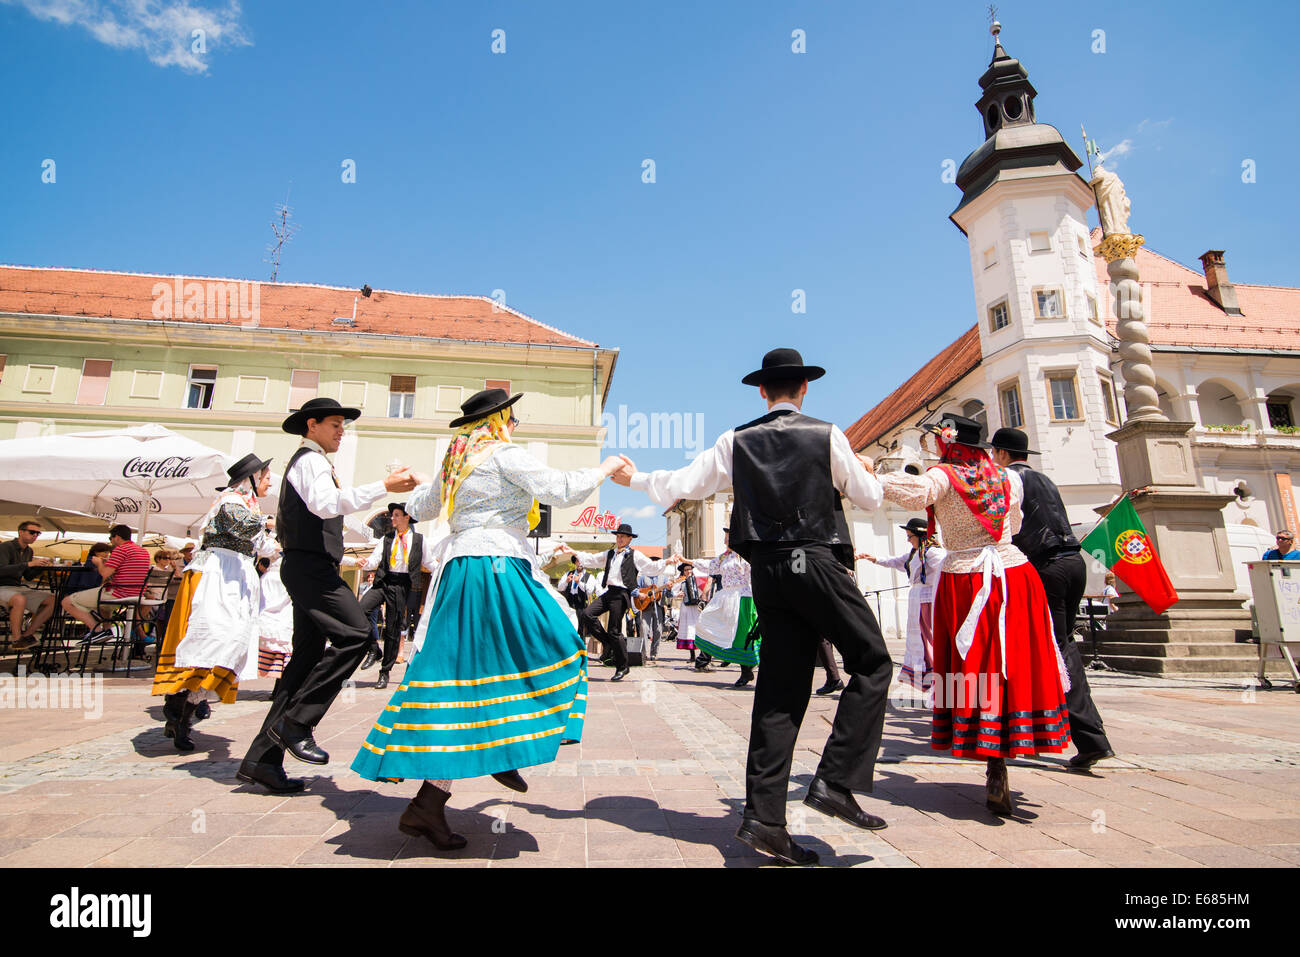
[729,410,855,568]
[278,446,345,562]
[602,548,639,590]
[376,529,423,585]
[1009,462,1080,566]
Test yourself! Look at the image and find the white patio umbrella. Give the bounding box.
[0,424,234,541]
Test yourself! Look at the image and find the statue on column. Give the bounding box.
[1090,160,1132,236]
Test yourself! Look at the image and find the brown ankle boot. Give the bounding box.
[985,758,1012,816]
[398,782,467,850]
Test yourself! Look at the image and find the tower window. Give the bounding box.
[1033,286,1065,319]
[1028,231,1051,252]
[1099,375,1119,425]
[999,380,1024,429]
[1047,372,1082,421]
[986,104,1000,131]
[983,246,997,270]
[1003,96,1023,120]
[988,299,1010,332]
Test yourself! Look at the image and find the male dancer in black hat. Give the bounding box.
[989,427,1115,770]
[555,524,670,681]
[237,397,419,793]
[359,502,434,689]
[614,347,894,865]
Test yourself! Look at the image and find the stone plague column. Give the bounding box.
[1091,165,1254,675]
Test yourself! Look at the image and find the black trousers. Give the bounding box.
[817,638,842,683]
[746,544,893,826]
[244,551,373,766]
[1034,552,1112,755]
[580,588,630,670]
[359,573,412,674]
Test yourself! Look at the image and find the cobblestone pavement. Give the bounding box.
[1,641,1297,867]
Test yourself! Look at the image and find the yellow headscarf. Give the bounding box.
[437,407,541,529]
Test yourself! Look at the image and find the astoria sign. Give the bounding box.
[569,506,621,531]
[123,456,193,479]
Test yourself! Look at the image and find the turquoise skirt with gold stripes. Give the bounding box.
[351,555,587,782]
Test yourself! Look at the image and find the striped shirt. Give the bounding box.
[105,541,151,599]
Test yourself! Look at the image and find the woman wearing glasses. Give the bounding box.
[350,388,627,851]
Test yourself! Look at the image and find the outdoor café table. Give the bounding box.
[24,564,82,674]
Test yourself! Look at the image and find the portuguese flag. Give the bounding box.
[1080,494,1179,614]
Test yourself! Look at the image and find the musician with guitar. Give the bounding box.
[555,523,671,681]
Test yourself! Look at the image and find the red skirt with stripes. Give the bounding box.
[929,561,1070,759]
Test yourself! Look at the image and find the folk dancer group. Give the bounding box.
[142,346,1113,866]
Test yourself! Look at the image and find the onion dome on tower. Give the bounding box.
[950,20,1086,230]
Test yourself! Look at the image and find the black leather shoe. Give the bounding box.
[360,644,379,671]
[236,760,306,794]
[491,770,528,793]
[611,667,630,681]
[735,818,818,866]
[1069,748,1115,770]
[267,721,330,765]
[375,670,389,690]
[803,776,887,830]
[732,674,753,688]
[193,700,211,723]
[815,678,844,696]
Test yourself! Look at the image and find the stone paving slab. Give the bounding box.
[1,642,1298,867]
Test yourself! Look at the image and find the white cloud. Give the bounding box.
[4,0,251,73]
[622,505,659,519]
[1099,138,1133,163]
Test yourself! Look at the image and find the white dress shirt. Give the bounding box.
[286,438,387,519]
[575,545,668,588]
[362,528,438,574]
[628,402,884,511]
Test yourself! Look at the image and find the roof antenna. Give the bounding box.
[264,186,300,282]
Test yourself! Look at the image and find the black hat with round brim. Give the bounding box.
[282,397,361,435]
[988,427,1039,456]
[219,453,273,490]
[612,523,638,539]
[449,388,524,428]
[899,517,929,537]
[925,414,990,449]
[741,347,827,387]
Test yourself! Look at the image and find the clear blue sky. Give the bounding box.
[3,0,1297,544]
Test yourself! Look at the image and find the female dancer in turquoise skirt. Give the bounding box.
[350,388,626,849]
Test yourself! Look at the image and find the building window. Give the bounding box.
[1033,286,1065,319]
[130,370,163,399]
[988,299,1010,332]
[999,380,1024,428]
[1047,372,1082,421]
[1099,375,1119,425]
[388,375,416,418]
[1267,396,1294,429]
[235,375,268,405]
[1028,231,1051,252]
[288,369,319,409]
[185,366,217,409]
[1085,293,1100,324]
[75,359,112,405]
[485,378,511,393]
[22,364,56,394]
[1077,234,1089,257]
[983,246,997,270]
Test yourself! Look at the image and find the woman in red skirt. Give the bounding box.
[880,415,1070,815]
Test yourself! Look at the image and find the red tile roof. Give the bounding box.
[844,325,982,452]
[847,238,1300,451]
[0,265,596,348]
[1089,229,1300,351]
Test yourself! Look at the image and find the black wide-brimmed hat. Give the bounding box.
[449,388,524,428]
[899,517,929,537]
[387,502,408,514]
[282,397,361,436]
[612,523,638,538]
[926,414,989,449]
[988,427,1039,456]
[741,347,827,387]
[219,453,273,490]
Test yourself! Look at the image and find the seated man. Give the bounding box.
[0,520,55,651]
[62,524,152,641]
[1263,530,1300,561]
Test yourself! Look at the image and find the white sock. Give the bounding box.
[427,779,452,792]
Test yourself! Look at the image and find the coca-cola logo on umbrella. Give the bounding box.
[111,496,162,514]
[123,456,193,479]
